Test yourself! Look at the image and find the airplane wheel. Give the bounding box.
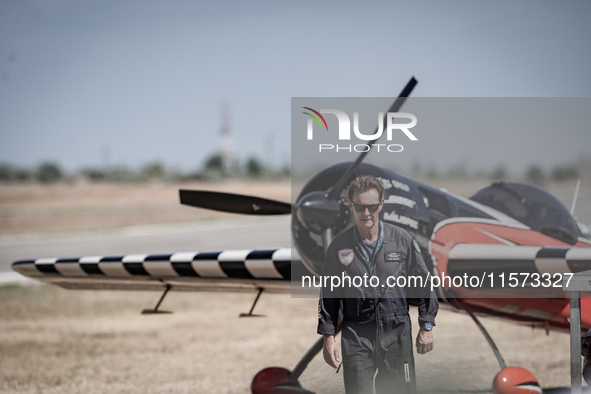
[492,366,541,394]
[251,367,311,394]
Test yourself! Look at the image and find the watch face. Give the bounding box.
[422,323,433,331]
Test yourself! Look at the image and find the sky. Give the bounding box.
[1,0,590,174]
[291,97,591,178]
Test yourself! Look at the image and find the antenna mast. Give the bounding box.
[220,101,234,179]
[570,179,581,215]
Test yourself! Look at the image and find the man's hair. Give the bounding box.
[347,175,384,201]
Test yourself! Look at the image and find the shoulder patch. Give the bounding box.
[413,240,421,254]
[338,248,355,267]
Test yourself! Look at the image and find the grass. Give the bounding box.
[0,178,584,393]
[0,283,576,393]
[0,284,333,394]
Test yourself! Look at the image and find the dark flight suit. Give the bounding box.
[318,221,439,394]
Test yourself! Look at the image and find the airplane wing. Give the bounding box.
[447,243,591,276]
[10,188,302,296]
[435,243,591,299]
[12,248,296,294]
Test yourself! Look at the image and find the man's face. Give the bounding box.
[348,189,383,231]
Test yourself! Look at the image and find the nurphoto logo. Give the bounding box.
[302,107,418,153]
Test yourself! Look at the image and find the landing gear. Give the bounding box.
[251,367,314,394]
[456,300,541,394]
[251,338,323,394]
[492,367,541,394]
[240,288,265,318]
[456,299,506,369]
[251,326,341,393]
[141,284,173,314]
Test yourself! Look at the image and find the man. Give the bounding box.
[318,175,439,394]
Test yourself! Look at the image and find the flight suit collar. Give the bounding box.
[354,220,384,273]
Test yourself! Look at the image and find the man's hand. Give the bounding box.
[416,329,434,354]
[322,334,341,368]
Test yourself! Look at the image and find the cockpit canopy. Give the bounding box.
[470,181,580,244]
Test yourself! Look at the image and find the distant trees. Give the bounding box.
[245,157,264,178]
[140,162,166,179]
[0,161,64,183]
[0,155,282,183]
[552,165,579,182]
[525,164,579,185]
[0,163,30,181]
[80,167,144,183]
[203,154,224,173]
[526,166,545,185]
[35,162,63,183]
[490,167,506,181]
[0,157,582,184]
[193,152,287,181]
[77,154,288,183]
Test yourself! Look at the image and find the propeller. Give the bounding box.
[295,190,343,234]
[179,76,418,253]
[179,190,292,215]
[299,77,418,250]
[326,76,418,200]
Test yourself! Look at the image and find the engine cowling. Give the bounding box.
[292,162,392,276]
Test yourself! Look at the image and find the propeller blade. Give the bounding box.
[327,76,418,200]
[179,190,292,215]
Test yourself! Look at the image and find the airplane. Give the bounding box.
[11,78,591,393]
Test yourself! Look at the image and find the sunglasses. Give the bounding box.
[350,201,381,212]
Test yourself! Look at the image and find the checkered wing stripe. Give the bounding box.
[12,248,293,281]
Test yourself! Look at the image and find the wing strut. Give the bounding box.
[141,284,173,314]
[456,300,506,369]
[240,287,265,317]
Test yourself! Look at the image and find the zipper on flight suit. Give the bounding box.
[355,243,384,363]
[373,244,384,363]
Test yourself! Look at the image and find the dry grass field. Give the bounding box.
[0,180,291,235]
[0,179,588,393]
[0,178,587,235]
[0,283,575,394]
[0,285,324,394]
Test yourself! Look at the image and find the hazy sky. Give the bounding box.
[1,1,590,173]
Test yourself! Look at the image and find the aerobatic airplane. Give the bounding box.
[12,78,591,393]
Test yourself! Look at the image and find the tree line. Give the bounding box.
[0,155,584,185]
[0,153,290,183]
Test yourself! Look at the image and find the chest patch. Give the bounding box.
[338,248,355,266]
[384,251,402,262]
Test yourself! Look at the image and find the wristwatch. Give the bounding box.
[420,322,433,331]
